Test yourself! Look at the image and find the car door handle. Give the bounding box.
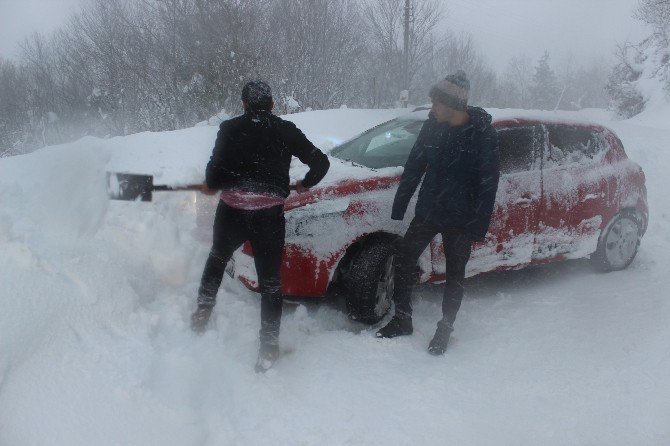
[581,193,602,202]
[514,196,533,206]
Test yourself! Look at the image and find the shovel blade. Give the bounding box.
[107,172,154,201]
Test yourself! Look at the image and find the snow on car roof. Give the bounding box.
[400,106,607,128]
[490,108,607,128]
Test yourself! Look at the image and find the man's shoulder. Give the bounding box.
[218,114,246,130]
[482,123,497,136]
[467,106,494,133]
[271,115,298,131]
[471,116,497,138]
[485,123,498,140]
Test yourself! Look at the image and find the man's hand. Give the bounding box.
[294,180,309,194]
[200,183,217,195]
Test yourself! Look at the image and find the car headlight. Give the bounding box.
[285,198,350,237]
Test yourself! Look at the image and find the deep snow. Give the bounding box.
[0,107,669,446]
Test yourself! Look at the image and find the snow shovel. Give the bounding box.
[107,172,206,202]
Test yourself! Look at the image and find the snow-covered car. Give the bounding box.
[198,108,648,324]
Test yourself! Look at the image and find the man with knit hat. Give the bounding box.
[191,80,330,372]
[376,71,500,355]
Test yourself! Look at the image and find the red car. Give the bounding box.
[197,108,648,323]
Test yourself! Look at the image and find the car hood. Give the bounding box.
[285,157,402,211]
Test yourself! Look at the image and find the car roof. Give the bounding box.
[404,106,607,131]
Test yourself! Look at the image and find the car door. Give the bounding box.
[534,124,611,260]
[330,116,435,281]
[430,124,544,279]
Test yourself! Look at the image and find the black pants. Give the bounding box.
[393,217,472,325]
[198,202,285,343]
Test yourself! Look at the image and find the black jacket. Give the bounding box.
[206,111,330,197]
[391,106,500,240]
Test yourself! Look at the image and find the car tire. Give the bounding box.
[342,240,395,324]
[592,212,641,272]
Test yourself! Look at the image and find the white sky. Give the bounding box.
[0,0,651,70]
[0,0,82,59]
[443,0,649,69]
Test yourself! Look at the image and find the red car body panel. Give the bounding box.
[198,113,648,297]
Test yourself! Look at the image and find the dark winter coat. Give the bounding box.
[391,106,500,241]
[206,111,330,197]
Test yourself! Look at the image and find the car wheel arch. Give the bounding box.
[329,231,401,289]
[617,207,647,233]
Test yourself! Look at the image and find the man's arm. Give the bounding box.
[390,123,430,220]
[284,122,330,189]
[205,121,237,190]
[469,127,500,240]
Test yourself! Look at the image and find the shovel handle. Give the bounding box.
[153,185,207,192]
[154,184,298,192]
[157,184,299,193]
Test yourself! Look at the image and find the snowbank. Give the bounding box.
[611,32,670,128]
[105,108,408,187]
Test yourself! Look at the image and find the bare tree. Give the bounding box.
[426,33,498,106]
[261,0,367,111]
[635,0,670,33]
[0,58,30,155]
[499,55,534,109]
[556,54,609,110]
[363,0,444,106]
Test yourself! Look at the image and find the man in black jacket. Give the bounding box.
[191,80,329,372]
[376,71,500,355]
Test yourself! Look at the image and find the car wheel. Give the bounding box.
[342,240,395,324]
[592,212,641,272]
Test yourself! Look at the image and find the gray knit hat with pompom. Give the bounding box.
[429,70,470,111]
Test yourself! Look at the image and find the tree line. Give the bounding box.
[1,0,610,156]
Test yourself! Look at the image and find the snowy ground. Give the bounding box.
[1,108,669,445]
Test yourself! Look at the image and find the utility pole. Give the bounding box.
[402,0,411,107]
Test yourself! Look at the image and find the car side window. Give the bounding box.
[545,125,608,167]
[496,126,541,174]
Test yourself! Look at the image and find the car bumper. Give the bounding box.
[229,242,339,297]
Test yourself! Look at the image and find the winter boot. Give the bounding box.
[255,321,280,373]
[190,305,213,334]
[254,341,280,373]
[375,315,413,338]
[428,319,453,355]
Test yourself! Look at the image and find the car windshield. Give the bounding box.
[330,117,425,168]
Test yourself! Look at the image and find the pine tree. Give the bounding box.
[530,51,560,110]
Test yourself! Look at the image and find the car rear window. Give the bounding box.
[545,125,608,167]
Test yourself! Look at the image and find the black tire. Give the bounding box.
[341,240,395,324]
[591,212,641,272]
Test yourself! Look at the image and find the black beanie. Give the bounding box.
[429,70,470,111]
[241,80,273,111]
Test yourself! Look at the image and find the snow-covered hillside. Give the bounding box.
[1,108,669,445]
[609,29,670,127]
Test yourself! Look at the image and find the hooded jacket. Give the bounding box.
[206,111,330,197]
[391,106,500,240]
